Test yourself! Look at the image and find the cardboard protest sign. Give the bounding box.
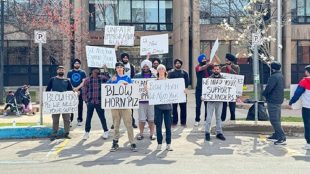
[290,84,302,110]
[101,84,140,109]
[86,46,117,68]
[147,78,186,105]
[104,26,135,46]
[221,73,245,96]
[140,34,169,56]
[202,78,237,102]
[132,78,156,101]
[210,38,219,61]
[43,91,79,114]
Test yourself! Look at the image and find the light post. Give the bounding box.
[0,0,5,104]
[277,0,282,64]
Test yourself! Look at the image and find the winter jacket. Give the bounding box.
[262,71,284,104]
[289,77,310,109]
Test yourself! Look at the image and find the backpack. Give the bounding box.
[246,102,269,121]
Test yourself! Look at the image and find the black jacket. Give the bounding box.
[262,71,284,104]
[168,69,189,88]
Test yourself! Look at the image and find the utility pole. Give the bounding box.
[277,0,282,64]
[0,0,5,104]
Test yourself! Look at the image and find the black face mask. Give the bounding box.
[58,72,64,76]
[200,62,206,66]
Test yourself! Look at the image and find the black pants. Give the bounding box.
[70,94,83,122]
[221,102,236,121]
[195,90,207,122]
[131,109,136,126]
[85,103,108,132]
[302,107,310,144]
[172,102,187,125]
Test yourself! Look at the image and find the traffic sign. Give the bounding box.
[34,31,46,43]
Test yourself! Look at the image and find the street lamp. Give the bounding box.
[0,0,5,104]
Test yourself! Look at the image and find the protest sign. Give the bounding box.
[43,91,79,114]
[290,84,302,110]
[210,38,219,61]
[221,73,245,96]
[101,84,140,109]
[148,78,186,105]
[132,78,156,101]
[86,46,117,68]
[140,34,169,56]
[202,78,237,102]
[104,26,135,46]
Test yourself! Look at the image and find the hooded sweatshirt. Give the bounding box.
[289,77,310,109]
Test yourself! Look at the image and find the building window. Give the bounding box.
[291,0,310,23]
[89,0,173,31]
[200,0,248,24]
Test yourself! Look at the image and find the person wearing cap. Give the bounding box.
[108,62,137,152]
[221,53,240,121]
[168,59,189,127]
[120,52,138,128]
[134,59,156,141]
[46,66,74,141]
[82,66,110,140]
[262,61,286,145]
[67,58,87,126]
[289,65,310,150]
[194,53,221,127]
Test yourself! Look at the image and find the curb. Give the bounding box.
[0,126,64,139]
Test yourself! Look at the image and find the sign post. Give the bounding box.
[34,30,46,125]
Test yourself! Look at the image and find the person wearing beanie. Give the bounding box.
[108,62,137,152]
[67,58,87,126]
[82,66,110,141]
[133,59,156,141]
[262,61,286,145]
[194,53,221,127]
[221,53,240,122]
[119,53,138,128]
[168,59,189,126]
[289,65,310,150]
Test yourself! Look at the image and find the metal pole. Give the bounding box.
[0,0,4,104]
[277,0,282,64]
[39,43,43,125]
[253,45,259,124]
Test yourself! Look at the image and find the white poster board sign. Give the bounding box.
[43,91,78,114]
[132,78,156,101]
[104,26,135,46]
[210,38,219,61]
[221,73,245,96]
[290,84,302,110]
[101,84,140,109]
[86,46,117,68]
[148,78,186,105]
[202,78,237,102]
[140,34,169,56]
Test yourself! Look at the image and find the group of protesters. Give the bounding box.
[45,49,310,151]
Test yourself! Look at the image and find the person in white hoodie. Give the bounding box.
[289,65,310,150]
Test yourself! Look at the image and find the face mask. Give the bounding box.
[200,61,206,65]
[58,72,64,76]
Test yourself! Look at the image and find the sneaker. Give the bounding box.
[64,134,71,139]
[304,144,310,150]
[83,132,89,140]
[194,122,199,127]
[156,144,162,151]
[137,134,144,140]
[274,139,287,145]
[110,140,119,152]
[216,133,226,141]
[77,121,83,126]
[166,144,173,151]
[102,131,109,139]
[267,134,278,142]
[131,143,138,152]
[149,135,156,141]
[110,125,114,129]
[205,133,211,141]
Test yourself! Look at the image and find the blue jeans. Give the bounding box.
[302,107,310,144]
[155,108,172,144]
[267,103,286,140]
[85,103,108,132]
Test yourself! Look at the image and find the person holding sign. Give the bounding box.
[194,53,221,127]
[108,62,137,152]
[134,59,156,140]
[205,65,226,141]
[154,64,173,151]
[168,59,189,126]
[221,54,240,121]
[82,67,110,140]
[289,65,310,150]
[67,58,87,126]
[46,66,74,141]
[151,57,161,77]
